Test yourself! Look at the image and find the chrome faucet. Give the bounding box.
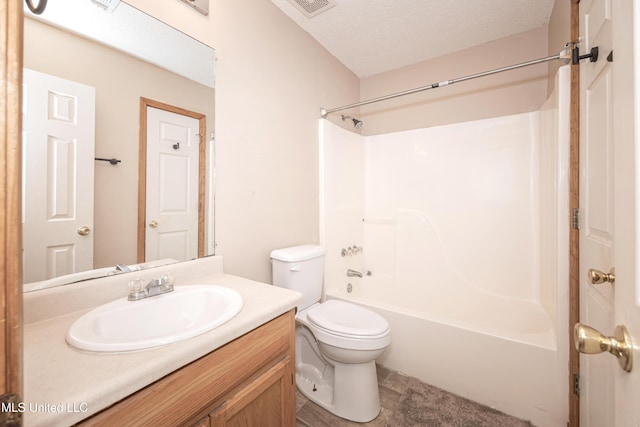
[115,264,132,273]
[128,273,174,301]
[347,269,363,278]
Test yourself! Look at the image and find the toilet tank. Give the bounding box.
[270,245,325,311]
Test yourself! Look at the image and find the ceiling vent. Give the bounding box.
[286,0,336,18]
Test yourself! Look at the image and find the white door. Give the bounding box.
[22,68,96,283]
[579,1,640,425]
[145,107,200,262]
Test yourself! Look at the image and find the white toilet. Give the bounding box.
[270,245,391,423]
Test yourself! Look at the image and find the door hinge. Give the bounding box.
[0,393,23,426]
[573,373,581,396]
[572,208,581,230]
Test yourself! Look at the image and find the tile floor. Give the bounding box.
[295,365,535,427]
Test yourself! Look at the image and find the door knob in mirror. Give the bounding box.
[588,268,615,285]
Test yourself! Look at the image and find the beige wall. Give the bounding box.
[124,0,359,283]
[23,18,215,272]
[122,0,567,283]
[358,27,550,136]
[547,0,571,95]
[357,1,570,136]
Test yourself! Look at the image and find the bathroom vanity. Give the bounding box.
[80,311,294,426]
[22,257,301,426]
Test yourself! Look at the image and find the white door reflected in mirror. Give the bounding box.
[22,69,96,283]
[145,106,201,262]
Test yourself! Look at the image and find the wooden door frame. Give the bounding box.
[1,0,24,408]
[137,97,206,263]
[569,0,580,426]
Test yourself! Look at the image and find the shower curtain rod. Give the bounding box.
[320,46,576,117]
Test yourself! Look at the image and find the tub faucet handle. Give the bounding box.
[347,269,363,278]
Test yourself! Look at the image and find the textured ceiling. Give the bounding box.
[270,0,556,78]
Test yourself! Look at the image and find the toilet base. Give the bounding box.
[295,317,385,423]
[296,358,381,423]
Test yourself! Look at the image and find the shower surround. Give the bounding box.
[319,66,570,426]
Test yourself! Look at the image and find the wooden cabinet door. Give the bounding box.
[210,357,295,427]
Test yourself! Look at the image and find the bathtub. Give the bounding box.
[325,283,565,427]
[319,66,570,427]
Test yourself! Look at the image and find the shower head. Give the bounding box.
[341,115,363,129]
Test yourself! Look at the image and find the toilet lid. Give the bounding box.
[307,300,390,338]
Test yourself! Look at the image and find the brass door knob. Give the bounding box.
[574,323,632,372]
[77,226,91,236]
[588,268,615,285]
[148,220,158,229]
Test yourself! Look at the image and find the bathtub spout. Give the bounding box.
[347,269,363,278]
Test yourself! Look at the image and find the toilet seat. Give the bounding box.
[308,300,390,338]
[302,300,391,351]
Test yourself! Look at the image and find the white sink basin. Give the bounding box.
[66,285,243,352]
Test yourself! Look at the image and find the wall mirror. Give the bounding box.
[22,0,216,291]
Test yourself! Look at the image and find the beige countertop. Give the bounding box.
[22,257,302,427]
